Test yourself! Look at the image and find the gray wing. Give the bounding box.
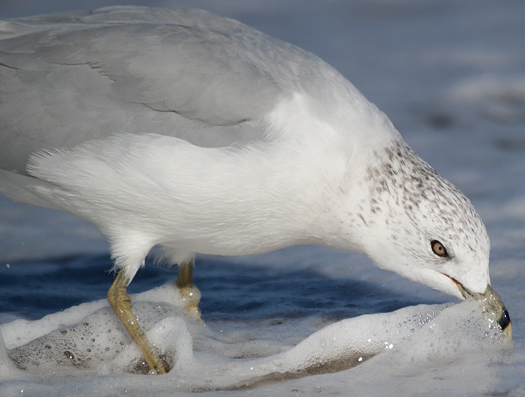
[0,7,330,174]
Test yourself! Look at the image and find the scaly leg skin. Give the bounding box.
[107,270,167,374]
[175,260,202,320]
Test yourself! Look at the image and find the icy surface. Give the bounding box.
[0,1,524,396]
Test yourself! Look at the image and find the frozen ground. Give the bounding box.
[0,1,524,396]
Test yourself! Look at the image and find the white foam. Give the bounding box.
[0,283,510,394]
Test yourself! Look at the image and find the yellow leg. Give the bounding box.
[175,261,202,320]
[108,270,167,374]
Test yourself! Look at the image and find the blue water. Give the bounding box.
[0,252,441,322]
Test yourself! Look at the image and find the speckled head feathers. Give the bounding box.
[349,139,490,298]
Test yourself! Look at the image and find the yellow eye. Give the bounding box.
[431,240,448,257]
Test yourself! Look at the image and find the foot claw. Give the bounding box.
[175,261,202,321]
[177,284,202,320]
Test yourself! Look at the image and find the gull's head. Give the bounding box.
[346,139,491,300]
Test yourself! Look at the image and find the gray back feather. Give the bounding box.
[0,7,345,174]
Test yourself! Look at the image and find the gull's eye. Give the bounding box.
[431,240,448,257]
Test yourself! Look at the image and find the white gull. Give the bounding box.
[0,6,502,373]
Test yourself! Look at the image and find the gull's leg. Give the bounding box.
[107,269,167,374]
[175,260,202,320]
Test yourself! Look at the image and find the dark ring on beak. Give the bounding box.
[498,308,511,331]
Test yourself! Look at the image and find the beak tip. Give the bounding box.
[456,281,512,339]
[498,308,511,332]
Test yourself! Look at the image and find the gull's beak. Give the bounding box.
[455,282,512,340]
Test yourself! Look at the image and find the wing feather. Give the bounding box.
[0,7,326,173]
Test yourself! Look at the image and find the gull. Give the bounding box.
[0,7,510,374]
